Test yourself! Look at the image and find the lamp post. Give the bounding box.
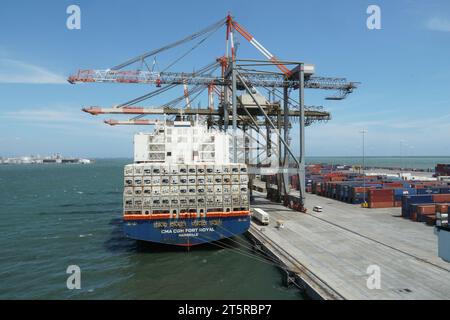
[360,129,368,206]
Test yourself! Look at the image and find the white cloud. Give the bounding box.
[0,59,66,84]
[1,108,87,123]
[0,107,143,139]
[426,17,450,32]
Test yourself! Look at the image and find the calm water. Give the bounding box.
[306,156,450,170]
[0,159,302,300]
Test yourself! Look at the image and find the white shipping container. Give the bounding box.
[143,197,152,209]
[151,176,161,185]
[161,197,170,206]
[124,165,134,176]
[179,185,188,194]
[133,177,143,186]
[223,175,231,184]
[179,175,188,184]
[133,198,143,209]
[170,197,179,206]
[161,186,170,195]
[188,165,197,174]
[160,164,169,175]
[152,164,161,175]
[188,176,197,185]
[133,187,142,196]
[124,197,133,209]
[231,185,240,194]
[188,186,196,194]
[197,186,206,194]
[124,187,133,196]
[133,165,144,176]
[142,187,152,197]
[143,165,152,175]
[197,196,206,206]
[170,164,179,175]
[152,186,161,196]
[124,177,133,187]
[179,165,187,174]
[240,175,249,183]
[196,165,205,174]
[214,185,223,194]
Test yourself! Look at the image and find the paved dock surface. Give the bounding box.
[249,191,450,299]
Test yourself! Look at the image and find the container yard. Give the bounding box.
[247,161,450,299]
[248,177,450,299]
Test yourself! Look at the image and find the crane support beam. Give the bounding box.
[68,70,357,92]
[104,119,161,126]
[82,106,330,118]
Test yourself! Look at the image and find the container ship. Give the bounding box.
[122,120,250,246]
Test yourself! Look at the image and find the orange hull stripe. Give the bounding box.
[123,211,250,220]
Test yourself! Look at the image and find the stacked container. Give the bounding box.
[123,162,249,217]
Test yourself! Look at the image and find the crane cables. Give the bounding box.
[130,84,207,120]
[115,60,220,108]
[111,17,227,71]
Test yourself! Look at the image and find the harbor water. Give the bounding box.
[306,156,450,170]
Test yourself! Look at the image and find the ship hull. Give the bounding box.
[123,215,250,246]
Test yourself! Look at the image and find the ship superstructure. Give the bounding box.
[122,120,250,246]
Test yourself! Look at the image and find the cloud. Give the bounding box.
[0,59,66,84]
[426,17,450,32]
[0,107,143,139]
[1,108,88,123]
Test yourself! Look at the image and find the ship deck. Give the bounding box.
[248,186,450,299]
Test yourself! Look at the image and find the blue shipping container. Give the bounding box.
[402,195,434,218]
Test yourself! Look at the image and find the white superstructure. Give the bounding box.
[133,120,230,164]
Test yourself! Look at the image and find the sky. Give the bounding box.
[0,0,449,158]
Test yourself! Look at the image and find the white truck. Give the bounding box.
[252,208,270,225]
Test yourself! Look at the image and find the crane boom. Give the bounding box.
[69,69,355,92]
[82,106,331,119]
[227,15,292,76]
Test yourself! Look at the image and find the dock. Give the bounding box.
[248,187,450,299]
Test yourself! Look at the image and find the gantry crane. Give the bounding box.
[68,14,358,211]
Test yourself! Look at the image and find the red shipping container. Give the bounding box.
[369,201,394,208]
[417,205,436,215]
[436,204,449,213]
[426,216,437,225]
[369,189,394,196]
[383,183,404,188]
[433,194,450,203]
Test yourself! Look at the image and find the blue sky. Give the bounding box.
[0,0,449,157]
